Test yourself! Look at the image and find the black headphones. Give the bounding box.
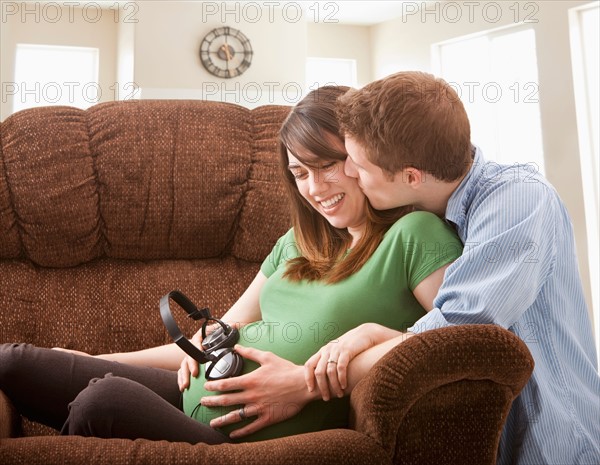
[159,290,243,380]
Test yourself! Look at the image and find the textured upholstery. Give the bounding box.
[0,101,290,353]
[0,101,290,265]
[0,100,534,464]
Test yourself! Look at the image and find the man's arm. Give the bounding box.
[340,332,414,393]
[411,177,557,334]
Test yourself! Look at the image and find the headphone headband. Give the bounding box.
[159,290,212,364]
[160,290,243,380]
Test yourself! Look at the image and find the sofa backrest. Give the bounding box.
[0,100,292,267]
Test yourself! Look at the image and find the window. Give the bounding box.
[13,44,99,113]
[433,26,544,174]
[306,57,357,91]
[570,2,599,356]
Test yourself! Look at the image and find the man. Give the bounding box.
[336,71,600,465]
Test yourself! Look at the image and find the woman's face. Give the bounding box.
[287,138,367,235]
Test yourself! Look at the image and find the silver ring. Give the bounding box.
[238,407,246,420]
[327,360,338,364]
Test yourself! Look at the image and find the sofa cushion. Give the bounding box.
[232,105,291,262]
[0,257,258,354]
[88,100,252,261]
[0,123,21,259]
[0,106,101,266]
[0,101,292,266]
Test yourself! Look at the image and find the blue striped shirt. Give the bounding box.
[409,147,600,465]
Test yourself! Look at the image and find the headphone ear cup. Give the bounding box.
[205,348,244,380]
[229,351,244,377]
[202,325,239,352]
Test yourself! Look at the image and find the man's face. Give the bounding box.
[343,136,410,210]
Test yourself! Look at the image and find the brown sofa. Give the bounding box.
[0,100,533,465]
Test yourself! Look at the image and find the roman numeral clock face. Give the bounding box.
[199,27,253,79]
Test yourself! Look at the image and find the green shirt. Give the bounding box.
[183,211,462,441]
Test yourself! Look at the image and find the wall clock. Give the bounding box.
[199,27,253,79]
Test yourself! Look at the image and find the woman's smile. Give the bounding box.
[318,193,345,212]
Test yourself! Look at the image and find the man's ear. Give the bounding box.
[396,167,424,188]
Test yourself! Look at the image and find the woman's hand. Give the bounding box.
[304,323,402,400]
[199,345,316,439]
[177,328,206,392]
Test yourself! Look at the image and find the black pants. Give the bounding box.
[0,343,230,444]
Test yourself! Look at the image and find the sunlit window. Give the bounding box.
[306,57,357,91]
[13,44,99,113]
[433,26,544,174]
[570,2,599,357]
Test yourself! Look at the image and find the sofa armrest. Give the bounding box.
[349,324,534,465]
[0,429,392,465]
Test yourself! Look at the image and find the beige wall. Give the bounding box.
[0,8,13,119]
[133,2,371,102]
[133,1,306,107]
[370,0,594,321]
[0,1,310,115]
[307,23,371,87]
[0,3,118,120]
[116,17,135,97]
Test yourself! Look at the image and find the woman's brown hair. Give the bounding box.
[279,86,412,284]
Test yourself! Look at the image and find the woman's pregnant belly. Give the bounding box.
[182,320,349,442]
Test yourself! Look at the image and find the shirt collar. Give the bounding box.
[445,146,484,229]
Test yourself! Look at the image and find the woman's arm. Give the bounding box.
[203,266,448,436]
[95,343,186,370]
[53,337,188,370]
[216,271,266,327]
[411,264,449,311]
[56,272,267,374]
[53,339,191,370]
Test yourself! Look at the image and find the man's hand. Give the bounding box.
[199,345,317,439]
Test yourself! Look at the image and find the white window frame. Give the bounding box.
[12,43,100,113]
[305,57,358,92]
[431,23,544,174]
[569,2,600,359]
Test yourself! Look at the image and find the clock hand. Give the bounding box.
[224,46,234,78]
[219,44,233,63]
[224,46,233,62]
